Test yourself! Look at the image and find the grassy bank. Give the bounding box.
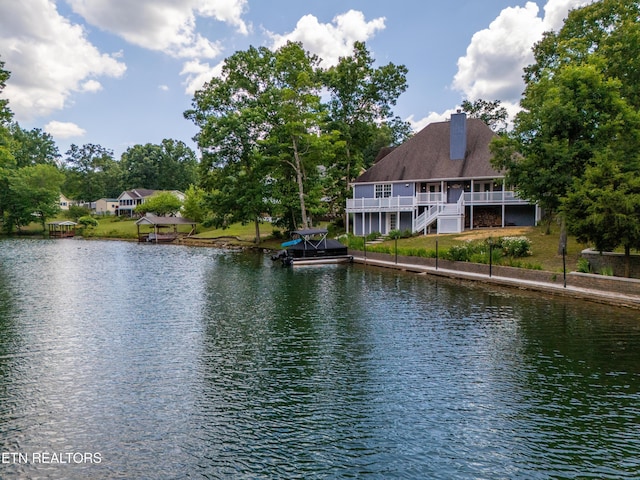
[347,225,585,273]
[17,216,585,273]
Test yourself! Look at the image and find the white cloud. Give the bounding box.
[82,80,103,93]
[406,109,460,133]
[196,0,250,35]
[408,101,523,133]
[268,10,386,67]
[181,59,224,95]
[0,0,126,120]
[159,85,170,92]
[452,0,595,105]
[542,0,594,31]
[66,0,248,59]
[44,121,87,139]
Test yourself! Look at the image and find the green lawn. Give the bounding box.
[355,225,587,273]
[17,215,589,273]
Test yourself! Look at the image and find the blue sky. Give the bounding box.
[0,0,592,159]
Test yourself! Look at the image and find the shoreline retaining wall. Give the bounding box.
[350,249,640,299]
[580,249,640,278]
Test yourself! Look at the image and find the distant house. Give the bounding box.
[116,189,185,217]
[91,198,119,215]
[346,111,540,236]
[59,193,73,211]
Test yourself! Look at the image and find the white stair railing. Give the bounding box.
[414,204,443,233]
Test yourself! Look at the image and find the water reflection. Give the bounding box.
[0,239,638,479]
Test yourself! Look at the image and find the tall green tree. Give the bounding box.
[323,42,409,223]
[9,124,60,167]
[564,149,640,277]
[63,143,116,203]
[7,164,64,232]
[134,191,182,216]
[185,45,277,242]
[491,0,640,253]
[187,41,409,233]
[181,185,208,223]
[120,140,198,191]
[157,139,199,191]
[186,42,332,236]
[265,41,330,229]
[0,57,11,127]
[461,99,508,134]
[0,58,16,227]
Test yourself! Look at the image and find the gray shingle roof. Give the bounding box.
[354,117,501,184]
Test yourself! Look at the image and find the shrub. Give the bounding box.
[365,231,381,241]
[64,205,92,221]
[346,234,364,250]
[577,257,591,273]
[498,236,532,258]
[445,243,474,262]
[600,265,614,276]
[78,215,98,228]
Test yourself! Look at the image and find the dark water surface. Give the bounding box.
[0,238,639,479]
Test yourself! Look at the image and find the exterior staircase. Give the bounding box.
[413,201,464,234]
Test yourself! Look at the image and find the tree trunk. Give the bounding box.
[292,138,308,229]
[625,244,631,278]
[39,212,46,233]
[254,217,261,245]
[557,215,567,256]
[544,213,553,235]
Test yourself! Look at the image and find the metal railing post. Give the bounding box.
[562,245,567,288]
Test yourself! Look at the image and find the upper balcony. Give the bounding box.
[346,191,529,212]
[345,196,416,212]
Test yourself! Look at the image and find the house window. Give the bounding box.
[375,184,392,198]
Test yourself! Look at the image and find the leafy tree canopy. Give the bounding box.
[185,40,409,234]
[461,99,508,134]
[134,191,183,217]
[7,164,64,232]
[9,124,60,168]
[63,143,117,203]
[121,140,198,192]
[491,0,640,256]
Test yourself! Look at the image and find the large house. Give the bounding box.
[346,111,539,236]
[59,193,73,210]
[116,189,185,217]
[91,198,119,215]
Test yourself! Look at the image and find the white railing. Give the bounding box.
[415,192,445,204]
[463,191,528,204]
[456,191,465,213]
[346,196,415,211]
[413,204,443,232]
[348,191,527,212]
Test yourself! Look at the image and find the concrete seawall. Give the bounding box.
[350,250,640,310]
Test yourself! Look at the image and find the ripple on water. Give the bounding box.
[0,240,639,479]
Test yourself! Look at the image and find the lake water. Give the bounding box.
[0,238,639,479]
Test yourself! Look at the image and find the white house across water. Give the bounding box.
[346,112,540,236]
[116,189,185,217]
